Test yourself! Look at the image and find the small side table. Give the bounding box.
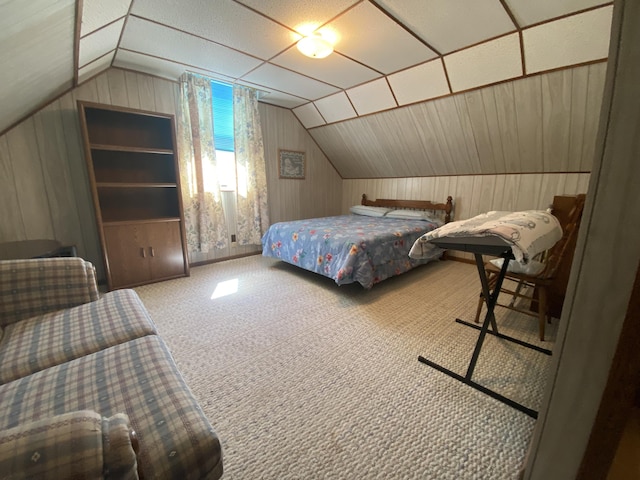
[0,240,77,260]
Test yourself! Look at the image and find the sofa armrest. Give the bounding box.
[0,410,139,480]
[0,257,99,327]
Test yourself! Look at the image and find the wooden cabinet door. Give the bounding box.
[103,224,152,288]
[103,221,186,289]
[145,221,186,280]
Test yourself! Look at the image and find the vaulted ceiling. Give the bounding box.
[1,0,613,176]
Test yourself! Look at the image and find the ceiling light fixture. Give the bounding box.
[297,33,333,59]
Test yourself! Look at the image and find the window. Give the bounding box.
[211,80,236,190]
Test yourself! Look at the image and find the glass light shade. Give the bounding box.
[297,34,333,59]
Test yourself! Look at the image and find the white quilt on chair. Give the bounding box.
[409,210,562,264]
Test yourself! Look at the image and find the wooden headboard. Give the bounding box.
[361,194,453,223]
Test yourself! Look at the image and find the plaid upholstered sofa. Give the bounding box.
[0,257,223,479]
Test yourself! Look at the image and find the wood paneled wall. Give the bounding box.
[0,64,599,274]
[343,173,590,259]
[258,102,343,224]
[0,68,344,273]
[0,69,180,279]
[311,63,606,178]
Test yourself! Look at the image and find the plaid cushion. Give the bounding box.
[0,336,223,480]
[103,413,139,479]
[0,410,138,479]
[0,289,157,385]
[0,257,99,326]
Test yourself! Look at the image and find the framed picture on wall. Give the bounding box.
[279,149,305,179]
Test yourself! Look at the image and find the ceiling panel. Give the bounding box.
[114,49,238,83]
[235,0,358,33]
[254,89,308,109]
[293,103,326,128]
[314,92,357,124]
[81,0,131,37]
[114,49,187,80]
[79,18,124,68]
[328,1,437,74]
[120,17,263,79]
[524,6,612,74]
[346,78,396,116]
[505,0,610,27]
[131,0,297,60]
[445,33,522,92]
[242,63,339,100]
[271,47,380,89]
[388,59,450,106]
[377,0,516,54]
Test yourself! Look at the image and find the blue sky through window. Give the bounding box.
[211,80,234,152]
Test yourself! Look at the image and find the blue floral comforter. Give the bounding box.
[261,215,443,288]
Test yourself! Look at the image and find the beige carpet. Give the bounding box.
[134,255,557,480]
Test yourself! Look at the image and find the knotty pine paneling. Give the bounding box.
[311,63,607,179]
[343,173,590,260]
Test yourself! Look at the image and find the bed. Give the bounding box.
[261,194,454,288]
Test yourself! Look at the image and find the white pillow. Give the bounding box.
[490,258,545,276]
[349,205,391,217]
[386,209,441,224]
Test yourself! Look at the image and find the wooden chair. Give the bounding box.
[474,195,586,341]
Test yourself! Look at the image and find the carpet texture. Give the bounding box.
[134,255,557,479]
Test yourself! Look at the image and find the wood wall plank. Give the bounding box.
[513,75,543,171]
[464,89,499,173]
[106,69,128,106]
[568,67,589,169]
[407,105,443,176]
[5,118,55,239]
[453,95,483,174]
[124,71,141,109]
[58,93,102,270]
[541,69,572,171]
[494,82,521,172]
[95,74,112,105]
[581,63,608,171]
[423,101,456,173]
[137,74,156,111]
[481,88,508,172]
[433,97,475,174]
[0,136,25,242]
[154,77,177,115]
[32,102,83,247]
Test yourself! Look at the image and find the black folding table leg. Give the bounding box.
[418,253,540,418]
[462,253,510,379]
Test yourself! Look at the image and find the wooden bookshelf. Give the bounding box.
[78,101,189,290]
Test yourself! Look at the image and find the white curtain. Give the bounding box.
[176,73,228,254]
[233,85,269,245]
